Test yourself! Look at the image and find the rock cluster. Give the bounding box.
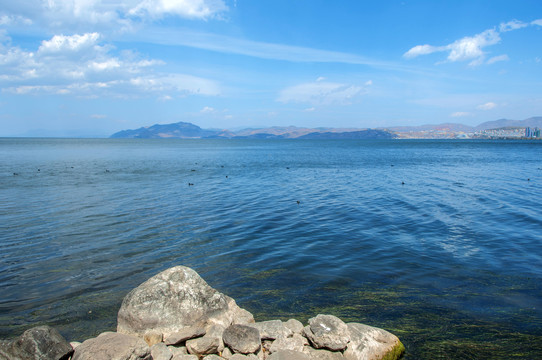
[0,266,405,360]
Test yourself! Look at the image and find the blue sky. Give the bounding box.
[0,0,541,137]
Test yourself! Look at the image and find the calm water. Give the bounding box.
[1,138,541,359]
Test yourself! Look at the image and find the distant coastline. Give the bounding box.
[109,116,542,140]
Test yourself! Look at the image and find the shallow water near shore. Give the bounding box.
[1,138,541,359]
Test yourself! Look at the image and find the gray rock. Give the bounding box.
[117,266,254,337]
[284,319,304,335]
[203,355,225,360]
[251,320,292,340]
[0,325,73,360]
[303,346,345,360]
[172,355,198,360]
[144,329,163,346]
[269,334,305,353]
[168,345,188,356]
[165,326,206,345]
[186,336,221,356]
[72,332,151,360]
[303,315,350,351]
[267,349,310,360]
[221,346,233,358]
[343,323,405,360]
[230,354,258,360]
[70,341,82,350]
[222,325,261,354]
[151,342,173,360]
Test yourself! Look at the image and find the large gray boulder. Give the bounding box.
[267,349,310,360]
[117,266,254,337]
[303,315,350,351]
[72,332,151,360]
[343,323,405,360]
[0,325,73,360]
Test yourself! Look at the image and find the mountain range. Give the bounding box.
[110,116,542,139]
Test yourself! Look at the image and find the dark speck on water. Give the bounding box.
[1,138,541,359]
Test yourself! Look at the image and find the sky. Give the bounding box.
[0,0,541,137]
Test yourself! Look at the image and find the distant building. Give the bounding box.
[525,127,541,138]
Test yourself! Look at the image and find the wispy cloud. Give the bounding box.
[450,111,471,117]
[277,80,367,106]
[129,29,407,70]
[404,29,500,66]
[499,19,528,32]
[404,19,539,66]
[128,0,228,20]
[477,102,497,110]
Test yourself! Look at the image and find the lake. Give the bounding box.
[1,138,541,359]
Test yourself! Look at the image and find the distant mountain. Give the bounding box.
[110,117,542,139]
[386,123,474,133]
[384,117,542,133]
[298,129,397,139]
[475,117,542,130]
[110,121,217,139]
[110,122,395,139]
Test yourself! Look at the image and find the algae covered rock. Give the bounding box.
[343,323,405,360]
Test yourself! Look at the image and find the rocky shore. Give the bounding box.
[0,266,405,360]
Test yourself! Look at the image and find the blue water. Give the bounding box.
[1,138,541,358]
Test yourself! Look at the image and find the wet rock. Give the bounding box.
[72,332,150,360]
[303,315,350,351]
[343,323,405,360]
[117,266,254,338]
[252,320,292,340]
[222,325,261,354]
[0,326,73,360]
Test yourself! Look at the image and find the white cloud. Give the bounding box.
[304,107,316,112]
[316,76,326,82]
[477,102,497,110]
[403,20,542,65]
[364,80,373,86]
[38,33,100,54]
[200,106,215,113]
[129,0,228,20]
[450,112,471,117]
[403,29,501,65]
[446,29,500,63]
[403,44,442,59]
[278,81,366,105]
[499,20,528,32]
[486,54,509,64]
[0,32,220,98]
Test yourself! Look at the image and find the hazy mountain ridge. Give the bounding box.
[110,117,542,139]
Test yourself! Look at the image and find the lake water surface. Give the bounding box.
[1,138,541,359]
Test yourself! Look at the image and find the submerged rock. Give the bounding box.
[0,326,73,360]
[117,266,254,338]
